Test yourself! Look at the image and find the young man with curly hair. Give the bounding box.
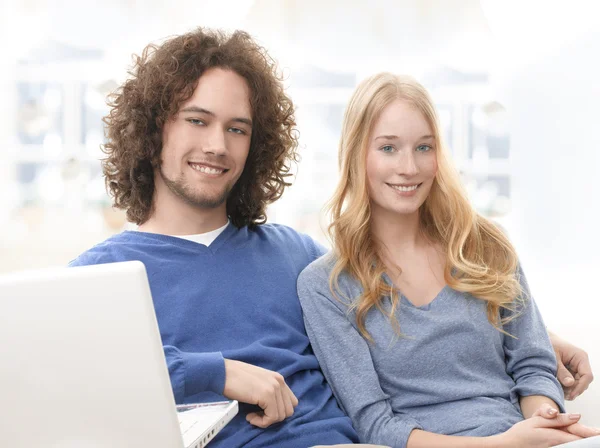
[70,28,593,448]
[70,28,360,447]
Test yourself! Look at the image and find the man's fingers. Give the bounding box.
[283,381,298,407]
[274,384,286,422]
[246,412,276,428]
[248,385,283,429]
[281,385,294,418]
[557,360,576,389]
[567,352,594,399]
[282,383,297,417]
[224,359,296,427]
[282,394,294,418]
[247,386,284,429]
[254,382,281,422]
[246,412,263,427]
[556,359,578,400]
[569,373,594,400]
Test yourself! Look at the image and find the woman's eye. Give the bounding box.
[381,145,394,153]
[416,144,432,152]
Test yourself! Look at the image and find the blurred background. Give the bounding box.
[1,0,599,422]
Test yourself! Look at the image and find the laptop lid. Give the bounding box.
[0,261,187,447]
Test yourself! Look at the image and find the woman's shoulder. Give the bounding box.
[298,251,338,285]
[298,252,362,304]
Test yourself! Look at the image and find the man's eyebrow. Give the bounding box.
[180,106,252,127]
[232,117,253,127]
[180,106,214,116]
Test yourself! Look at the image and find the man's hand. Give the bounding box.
[549,331,594,400]
[223,359,298,428]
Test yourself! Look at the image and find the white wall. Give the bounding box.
[495,26,600,423]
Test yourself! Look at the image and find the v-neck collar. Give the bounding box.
[122,222,237,255]
[382,272,449,311]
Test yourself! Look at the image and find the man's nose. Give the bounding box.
[202,126,227,156]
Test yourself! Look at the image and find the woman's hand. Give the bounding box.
[533,403,600,439]
[494,413,583,447]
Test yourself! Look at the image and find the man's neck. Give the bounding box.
[138,199,229,236]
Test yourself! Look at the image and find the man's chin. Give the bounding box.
[183,194,226,209]
[162,175,231,210]
[184,189,232,209]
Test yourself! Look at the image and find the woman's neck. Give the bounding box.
[370,208,424,254]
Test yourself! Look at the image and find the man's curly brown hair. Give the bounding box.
[102,27,299,227]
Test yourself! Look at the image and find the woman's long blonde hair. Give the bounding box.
[327,73,522,340]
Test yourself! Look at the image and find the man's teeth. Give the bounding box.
[190,164,224,174]
[391,184,418,192]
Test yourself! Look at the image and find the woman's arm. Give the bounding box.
[408,415,583,448]
[503,265,566,413]
[407,429,498,447]
[519,395,559,419]
[297,265,584,448]
[297,267,421,447]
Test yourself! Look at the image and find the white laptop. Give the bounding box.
[0,261,237,448]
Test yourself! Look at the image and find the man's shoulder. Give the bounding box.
[251,222,307,240]
[250,223,327,259]
[68,232,141,267]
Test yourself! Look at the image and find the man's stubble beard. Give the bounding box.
[160,168,234,209]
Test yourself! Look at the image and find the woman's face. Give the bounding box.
[365,99,438,220]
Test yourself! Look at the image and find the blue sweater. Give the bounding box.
[69,223,358,447]
[297,254,564,448]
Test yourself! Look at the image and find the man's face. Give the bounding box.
[156,67,252,212]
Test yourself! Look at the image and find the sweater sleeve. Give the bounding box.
[69,250,226,404]
[502,264,565,412]
[163,346,226,403]
[297,267,422,448]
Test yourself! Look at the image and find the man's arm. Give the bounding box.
[70,254,297,428]
[548,331,594,400]
[163,345,225,402]
[223,359,298,428]
[164,345,297,428]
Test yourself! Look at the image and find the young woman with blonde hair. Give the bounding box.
[297,73,599,447]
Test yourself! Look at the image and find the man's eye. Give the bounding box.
[229,127,246,135]
[187,118,205,126]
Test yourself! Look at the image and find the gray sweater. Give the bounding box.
[297,254,564,448]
